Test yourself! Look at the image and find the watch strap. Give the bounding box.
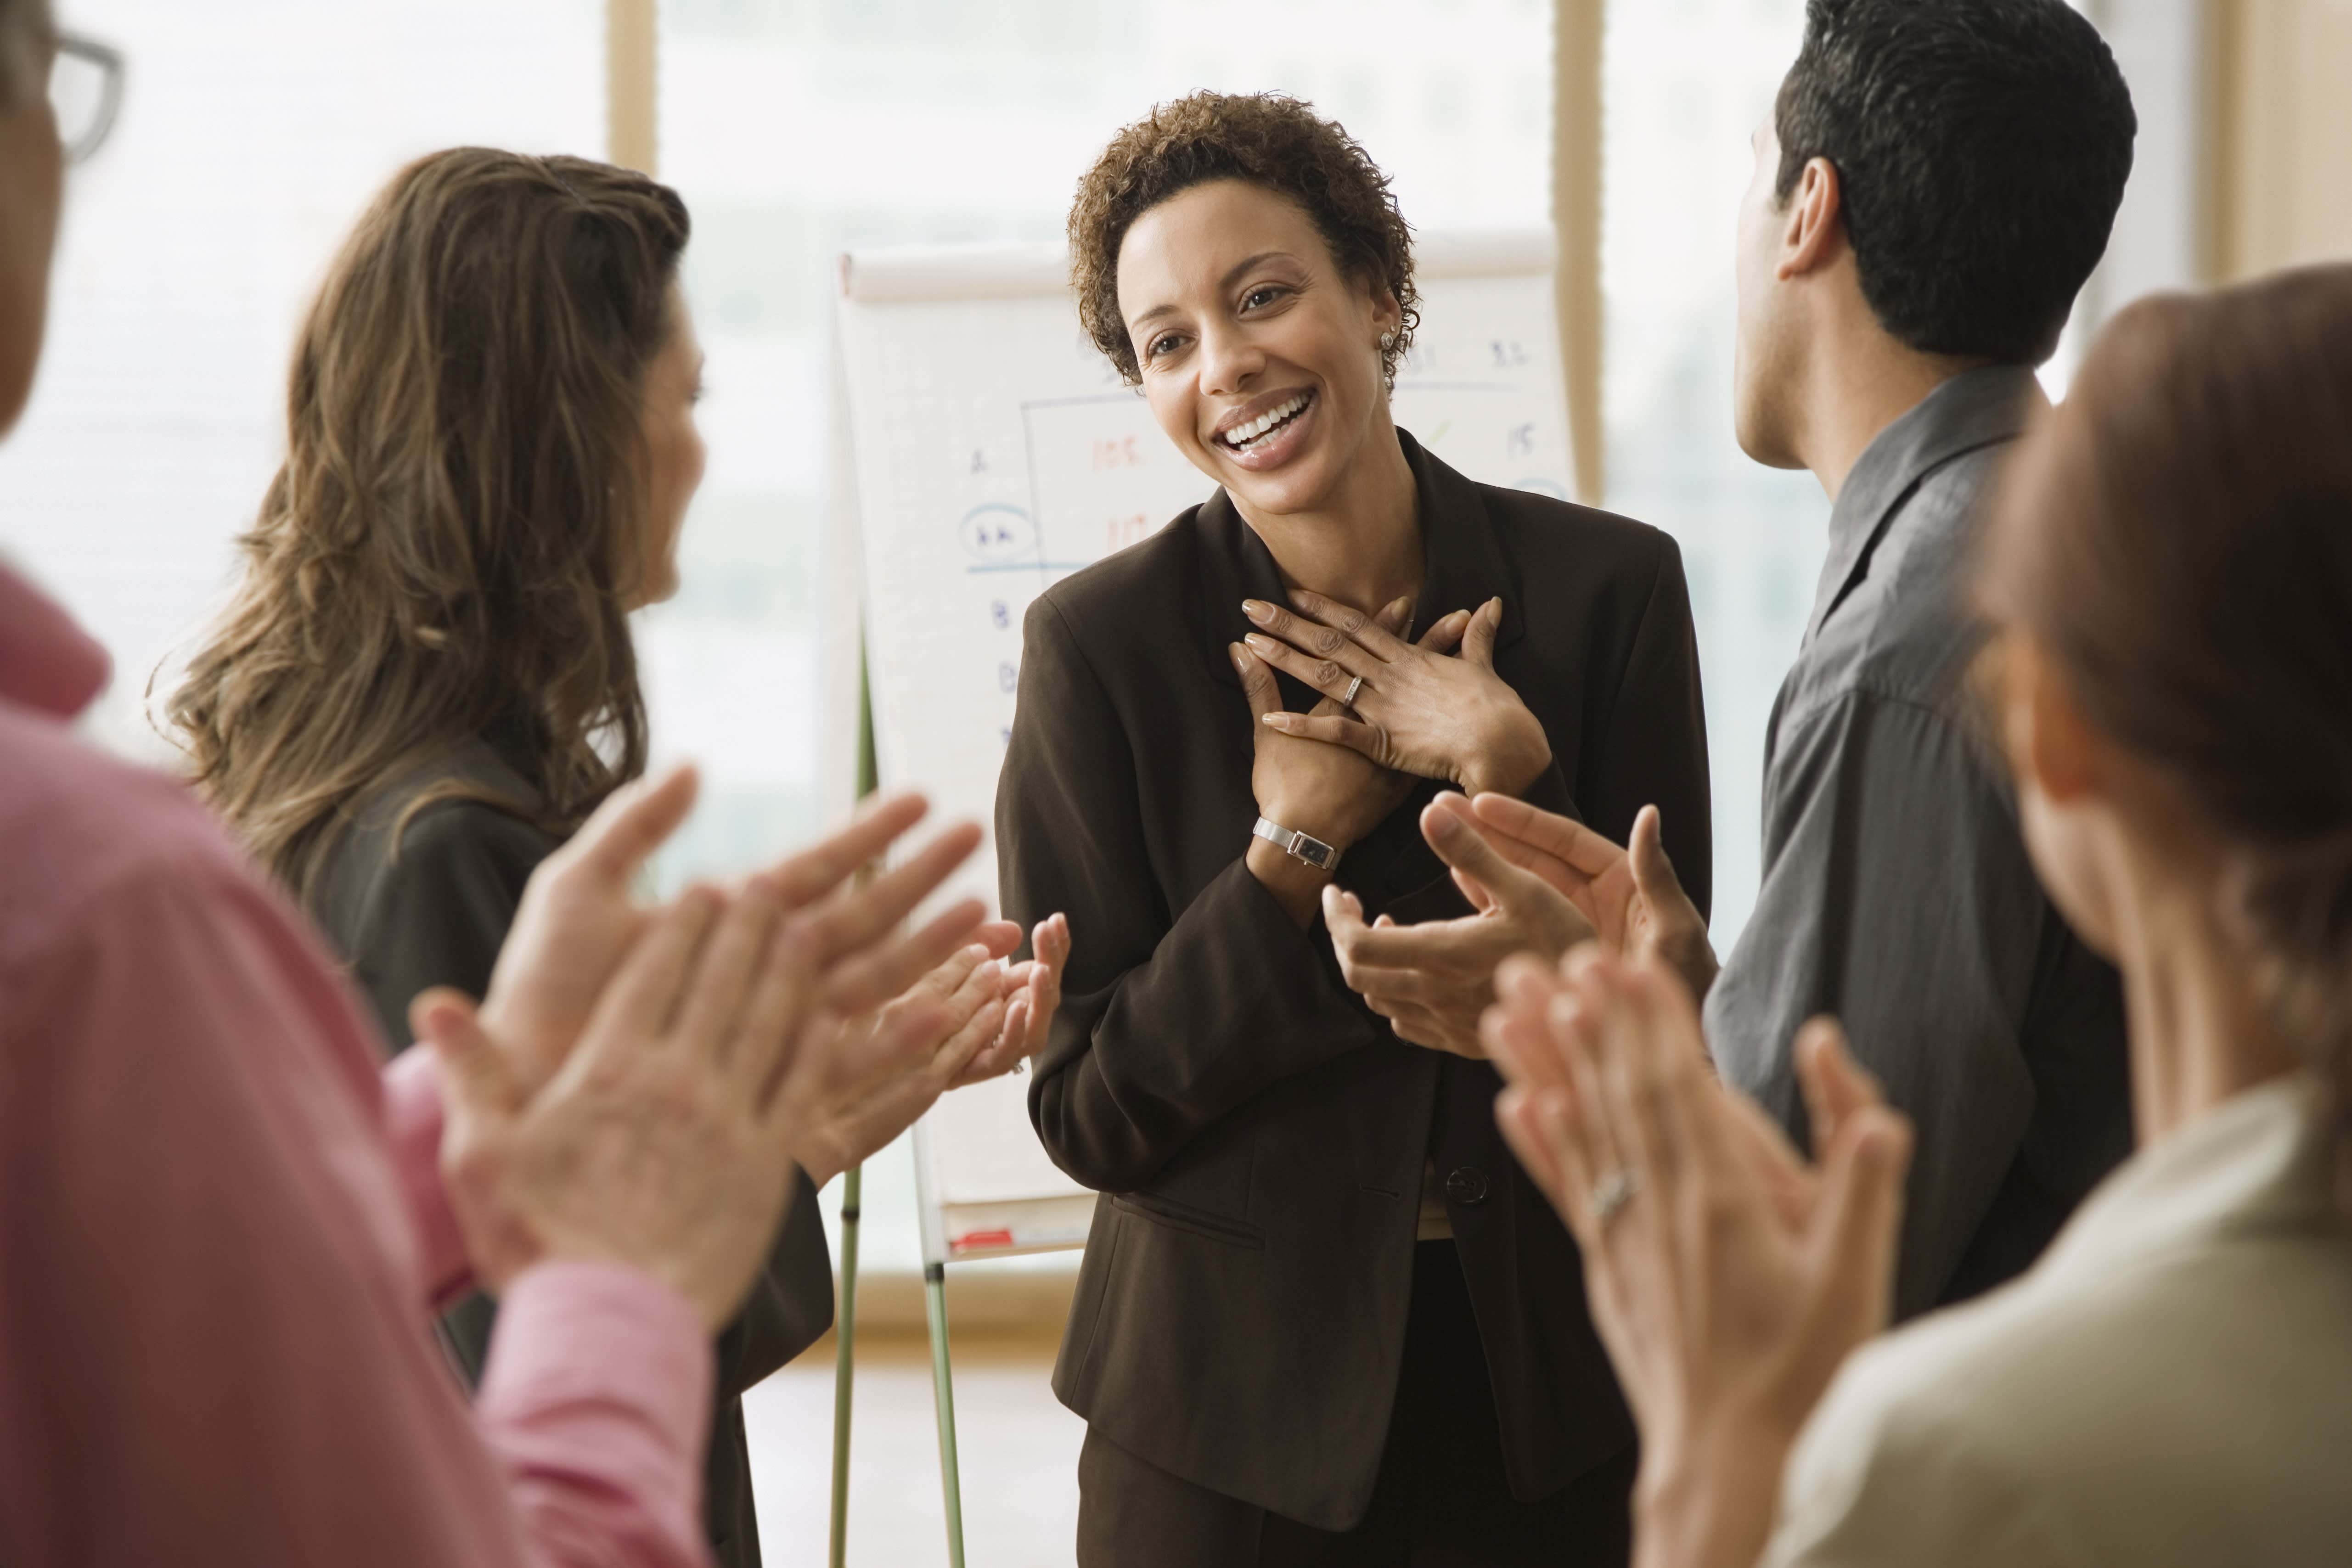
[1252,815,1342,872]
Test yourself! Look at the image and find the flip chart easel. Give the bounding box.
[825,230,1576,1565]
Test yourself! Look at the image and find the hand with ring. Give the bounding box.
[1479,947,1913,1568]
[1588,1166,1640,1225]
[1232,597,1464,925]
[1241,588,1555,798]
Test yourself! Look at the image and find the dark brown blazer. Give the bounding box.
[306,728,833,1568]
[999,431,1713,1530]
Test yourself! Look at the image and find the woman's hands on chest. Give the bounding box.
[1230,597,1446,924]
[1242,589,1553,798]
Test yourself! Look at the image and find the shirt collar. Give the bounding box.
[2034,1076,2340,1285]
[1195,427,1524,694]
[0,564,111,720]
[1806,363,2047,644]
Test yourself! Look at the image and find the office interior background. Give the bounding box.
[2,1,2346,1561]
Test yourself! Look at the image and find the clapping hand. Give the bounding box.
[993,910,1071,1073]
[1244,588,1552,798]
[419,871,967,1332]
[1322,793,1594,1057]
[413,772,996,1329]
[1466,796,1718,1000]
[1481,950,1911,1567]
[795,911,1073,1185]
[473,769,990,1102]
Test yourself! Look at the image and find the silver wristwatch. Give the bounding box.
[1252,815,1343,872]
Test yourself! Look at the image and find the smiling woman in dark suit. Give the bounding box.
[997,94,1712,1567]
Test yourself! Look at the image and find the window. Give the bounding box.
[1600,0,1824,948]
[0,0,602,758]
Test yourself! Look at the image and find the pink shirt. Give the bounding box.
[0,568,714,1567]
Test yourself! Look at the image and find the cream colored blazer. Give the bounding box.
[1767,1077,2352,1567]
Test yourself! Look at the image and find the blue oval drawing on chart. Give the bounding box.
[1512,478,1570,501]
[959,503,1037,562]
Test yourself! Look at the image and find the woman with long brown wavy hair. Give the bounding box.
[172,147,1067,1568]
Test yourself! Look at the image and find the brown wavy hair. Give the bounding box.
[1069,92,1418,389]
[170,148,689,897]
[1980,264,2352,1206]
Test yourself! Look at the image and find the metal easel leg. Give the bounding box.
[925,1261,968,1568]
[827,1163,863,1568]
[831,642,882,1567]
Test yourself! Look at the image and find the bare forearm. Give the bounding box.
[1632,1420,1795,1568]
[1637,1429,1797,1568]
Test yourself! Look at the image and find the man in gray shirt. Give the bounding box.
[1317,0,2138,1317]
[1699,359,2131,1315]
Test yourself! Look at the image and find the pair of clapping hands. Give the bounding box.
[1480,949,1915,1568]
[409,766,1067,1332]
[1324,792,1718,1059]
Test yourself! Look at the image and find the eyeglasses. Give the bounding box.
[51,32,124,166]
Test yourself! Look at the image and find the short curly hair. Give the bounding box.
[1069,92,1418,389]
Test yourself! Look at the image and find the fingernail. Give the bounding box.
[1426,809,1458,839]
[1229,642,1249,671]
[1262,713,1287,729]
[1242,599,1272,624]
[1244,632,1275,655]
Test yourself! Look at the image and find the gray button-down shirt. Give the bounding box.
[1705,365,2132,1317]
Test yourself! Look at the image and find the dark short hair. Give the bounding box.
[1069,91,1417,388]
[1776,0,2136,364]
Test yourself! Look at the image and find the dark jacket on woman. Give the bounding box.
[998,431,1713,1531]
[307,727,833,1568]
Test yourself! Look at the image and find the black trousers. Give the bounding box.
[1077,1242,1635,1568]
